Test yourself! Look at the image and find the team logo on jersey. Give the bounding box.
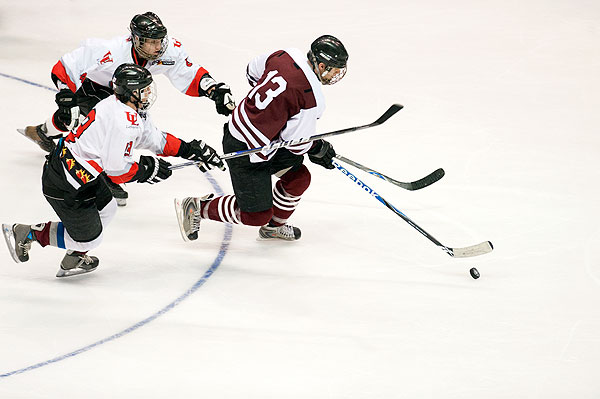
[99,51,113,65]
[185,57,193,67]
[150,59,175,66]
[66,158,76,170]
[80,73,87,83]
[125,112,139,126]
[173,39,182,48]
[60,147,67,158]
[76,169,92,184]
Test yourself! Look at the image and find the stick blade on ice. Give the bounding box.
[450,241,494,258]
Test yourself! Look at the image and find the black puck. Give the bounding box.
[470,267,480,279]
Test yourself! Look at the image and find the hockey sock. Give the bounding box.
[200,195,242,224]
[33,221,65,248]
[270,165,311,226]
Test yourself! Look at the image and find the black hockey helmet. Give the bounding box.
[112,63,157,112]
[130,12,168,60]
[307,35,348,85]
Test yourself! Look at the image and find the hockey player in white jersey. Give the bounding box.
[174,35,348,242]
[19,11,235,205]
[2,64,224,277]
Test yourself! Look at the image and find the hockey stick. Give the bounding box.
[334,154,445,191]
[169,104,403,171]
[333,160,493,258]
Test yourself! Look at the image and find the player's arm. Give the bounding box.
[163,38,235,115]
[280,107,336,170]
[137,120,225,173]
[50,40,113,131]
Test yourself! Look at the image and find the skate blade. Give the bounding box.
[2,224,21,263]
[173,198,192,242]
[16,128,38,145]
[56,266,97,278]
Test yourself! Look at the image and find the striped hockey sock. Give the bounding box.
[270,182,302,227]
[200,195,242,224]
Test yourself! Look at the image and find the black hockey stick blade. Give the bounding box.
[334,155,444,191]
[373,104,403,126]
[405,168,445,191]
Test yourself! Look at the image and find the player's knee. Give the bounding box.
[279,164,311,196]
[240,209,273,226]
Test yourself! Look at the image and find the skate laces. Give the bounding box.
[278,225,297,239]
[79,254,94,265]
[67,250,94,265]
[190,210,202,233]
[263,224,295,239]
[17,241,32,257]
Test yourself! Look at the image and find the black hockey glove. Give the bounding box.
[208,83,236,116]
[308,140,336,169]
[54,89,79,130]
[137,155,172,184]
[178,139,226,172]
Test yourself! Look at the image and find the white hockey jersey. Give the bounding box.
[59,95,181,188]
[228,47,325,163]
[52,35,209,97]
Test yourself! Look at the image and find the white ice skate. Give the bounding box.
[258,224,301,241]
[174,194,214,242]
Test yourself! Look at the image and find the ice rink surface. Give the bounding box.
[1,0,599,397]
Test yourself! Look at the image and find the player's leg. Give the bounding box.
[258,161,310,241]
[174,125,274,240]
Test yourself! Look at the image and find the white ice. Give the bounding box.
[0,0,599,397]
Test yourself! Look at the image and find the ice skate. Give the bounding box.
[258,224,301,241]
[174,194,214,242]
[103,176,129,206]
[56,250,99,277]
[17,123,56,153]
[2,223,42,263]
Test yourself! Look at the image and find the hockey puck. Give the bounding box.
[470,267,480,279]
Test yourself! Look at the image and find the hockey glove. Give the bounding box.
[308,139,336,169]
[179,139,226,172]
[208,83,236,116]
[137,155,172,184]
[54,89,80,131]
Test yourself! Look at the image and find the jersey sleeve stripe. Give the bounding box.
[184,67,210,97]
[51,61,77,92]
[159,133,182,156]
[107,163,139,184]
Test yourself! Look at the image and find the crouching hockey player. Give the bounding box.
[2,64,224,277]
[19,11,235,206]
[174,35,348,242]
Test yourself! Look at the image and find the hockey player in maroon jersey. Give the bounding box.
[174,35,348,241]
[2,64,224,277]
[19,11,235,206]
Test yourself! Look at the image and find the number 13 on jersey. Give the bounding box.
[248,70,288,110]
